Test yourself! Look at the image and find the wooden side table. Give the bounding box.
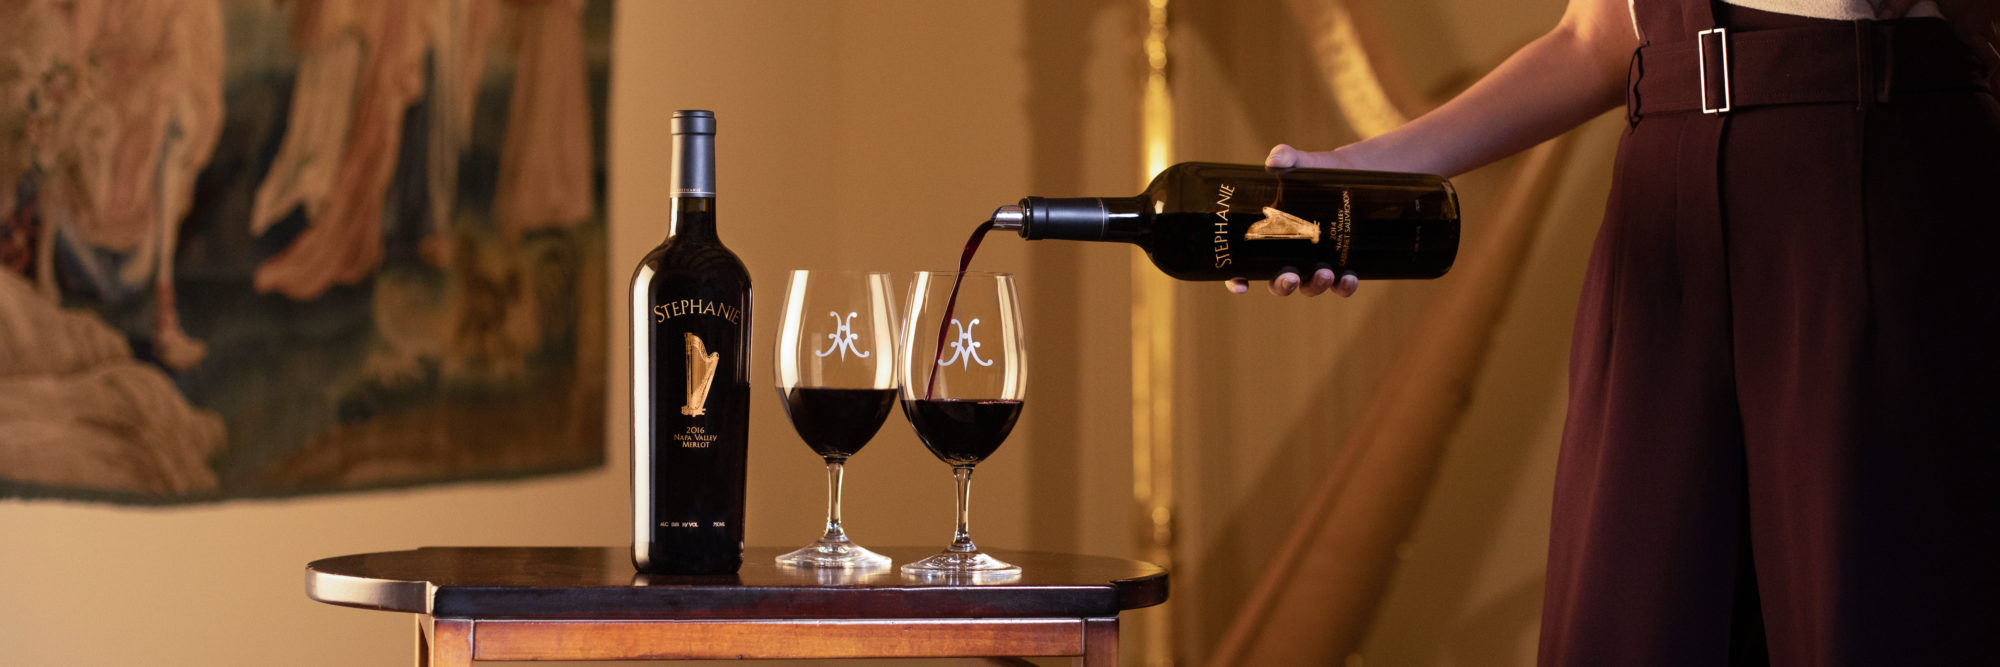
[306,546,1167,665]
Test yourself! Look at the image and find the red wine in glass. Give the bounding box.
[783,387,898,460]
[902,398,1024,466]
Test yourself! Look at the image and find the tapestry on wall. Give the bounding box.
[0,0,610,503]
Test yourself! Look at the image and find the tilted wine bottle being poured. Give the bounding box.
[990,162,1459,281]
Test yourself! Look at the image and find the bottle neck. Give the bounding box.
[669,197,717,240]
[671,131,715,197]
[669,124,717,241]
[1002,196,1146,242]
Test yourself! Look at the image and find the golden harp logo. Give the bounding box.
[682,333,719,416]
[1244,191,1355,266]
[1244,206,1322,243]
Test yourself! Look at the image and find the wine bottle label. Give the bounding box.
[1212,184,1239,268]
[1332,190,1355,267]
[635,276,749,570]
[1244,206,1322,243]
[1239,189,1354,263]
[654,298,744,449]
[681,333,719,418]
[1211,181,1359,271]
[652,298,744,323]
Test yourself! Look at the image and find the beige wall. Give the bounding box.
[0,1,1621,665]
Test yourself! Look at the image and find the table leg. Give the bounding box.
[419,616,473,666]
[1083,617,1118,667]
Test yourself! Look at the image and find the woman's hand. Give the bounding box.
[1223,144,1363,298]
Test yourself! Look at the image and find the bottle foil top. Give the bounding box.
[671,110,715,196]
[672,109,715,135]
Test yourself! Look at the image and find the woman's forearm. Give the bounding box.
[1306,3,1638,177]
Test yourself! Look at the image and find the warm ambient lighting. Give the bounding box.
[1307,2,1407,138]
[1135,0,1178,664]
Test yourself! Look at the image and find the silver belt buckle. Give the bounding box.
[1698,27,1732,114]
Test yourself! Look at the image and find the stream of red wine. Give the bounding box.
[925,219,996,400]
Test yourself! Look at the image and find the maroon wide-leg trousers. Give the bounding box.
[1537,4,2000,666]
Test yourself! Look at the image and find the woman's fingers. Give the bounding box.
[1224,270,1359,297]
[1336,273,1360,297]
[1298,268,1338,296]
[1267,272,1301,296]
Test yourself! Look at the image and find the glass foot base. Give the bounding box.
[899,550,1019,574]
[775,540,891,569]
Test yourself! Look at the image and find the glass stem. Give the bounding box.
[949,465,977,553]
[822,459,849,543]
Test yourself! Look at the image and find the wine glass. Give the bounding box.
[897,271,1026,574]
[773,270,899,568]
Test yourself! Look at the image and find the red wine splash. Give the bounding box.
[925,219,996,400]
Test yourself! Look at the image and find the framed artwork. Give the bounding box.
[0,0,610,503]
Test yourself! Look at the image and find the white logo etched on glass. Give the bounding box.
[815,311,870,361]
[937,318,993,369]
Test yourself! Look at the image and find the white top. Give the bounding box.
[1629,0,1945,38]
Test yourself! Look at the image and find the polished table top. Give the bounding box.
[306,546,1168,621]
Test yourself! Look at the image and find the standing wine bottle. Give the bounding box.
[990,162,1459,280]
[631,110,752,575]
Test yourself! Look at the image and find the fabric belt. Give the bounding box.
[1630,19,1991,116]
